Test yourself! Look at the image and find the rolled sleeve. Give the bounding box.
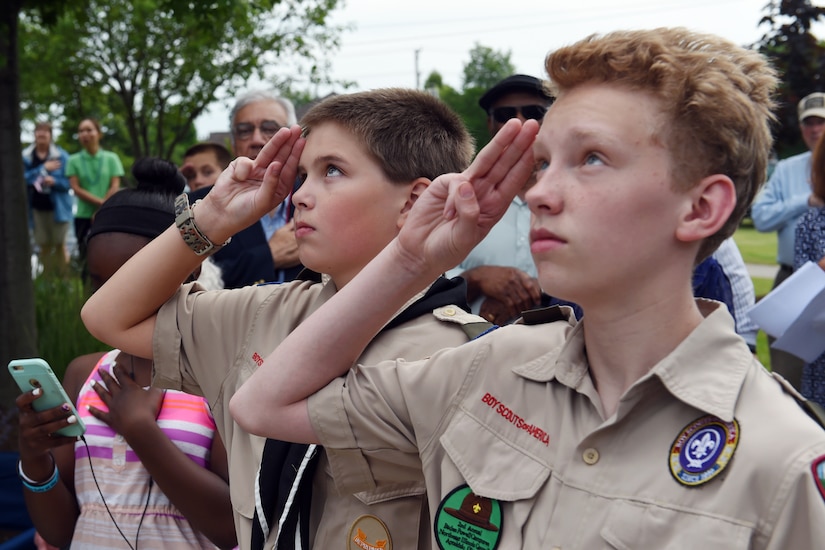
[152,283,204,395]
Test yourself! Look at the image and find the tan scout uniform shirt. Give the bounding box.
[309,301,825,549]
[153,278,483,550]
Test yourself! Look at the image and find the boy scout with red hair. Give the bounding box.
[232,28,825,548]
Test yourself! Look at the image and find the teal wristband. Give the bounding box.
[18,460,59,493]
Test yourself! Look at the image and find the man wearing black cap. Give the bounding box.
[446,74,554,324]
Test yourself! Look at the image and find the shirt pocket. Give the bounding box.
[600,499,753,549]
[349,483,428,547]
[441,409,551,500]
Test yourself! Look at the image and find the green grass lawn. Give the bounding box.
[751,276,773,298]
[733,226,778,265]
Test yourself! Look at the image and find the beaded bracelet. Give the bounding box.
[18,458,59,493]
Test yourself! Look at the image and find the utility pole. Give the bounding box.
[415,48,421,89]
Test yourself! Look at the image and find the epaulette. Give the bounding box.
[772,372,825,429]
[433,305,495,341]
[519,304,576,326]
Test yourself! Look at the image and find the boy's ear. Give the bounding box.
[398,177,431,226]
[674,174,736,243]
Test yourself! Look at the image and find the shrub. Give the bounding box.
[34,274,110,380]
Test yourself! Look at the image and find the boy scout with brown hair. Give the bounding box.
[81,89,505,549]
[231,28,825,548]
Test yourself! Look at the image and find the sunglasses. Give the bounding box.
[489,105,548,123]
[233,120,283,141]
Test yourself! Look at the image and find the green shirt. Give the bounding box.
[66,149,125,219]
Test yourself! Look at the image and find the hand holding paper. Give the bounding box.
[748,261,825,363]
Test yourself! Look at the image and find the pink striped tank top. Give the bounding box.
[72,349,219,548]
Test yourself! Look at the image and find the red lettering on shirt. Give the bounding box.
[252,352,264,367]
[480,392,550,446]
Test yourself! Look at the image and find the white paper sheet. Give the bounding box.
[747,261,825,363]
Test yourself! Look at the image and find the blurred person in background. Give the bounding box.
[180,142,232,192]
[752,92,825,387]
[66,117,125,260]
[23,121,72,277]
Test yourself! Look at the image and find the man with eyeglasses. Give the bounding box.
[752,91,825,388]
[190,90,304,288]
[446,74,556,325]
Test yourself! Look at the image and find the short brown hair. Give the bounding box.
[183,142,232,170]
[34,122,53,134]
[300,89,474,183]
[545,28,777,261]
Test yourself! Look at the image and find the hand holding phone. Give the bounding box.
[9,358,86,437]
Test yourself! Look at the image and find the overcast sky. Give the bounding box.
[194,0,825,137]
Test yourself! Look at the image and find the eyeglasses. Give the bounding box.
[489,105,548,123]
[233,120,283,141]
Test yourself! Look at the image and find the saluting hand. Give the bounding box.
[193,125,305,243]
[395,118,539,276]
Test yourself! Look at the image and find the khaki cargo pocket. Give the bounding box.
[350,483,427,547]
[600,498,753,549]
[441,409,550,501]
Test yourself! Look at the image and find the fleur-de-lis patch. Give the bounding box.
[669,415,739,487]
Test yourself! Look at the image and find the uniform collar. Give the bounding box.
[512,301,751,422]
[647,301,751,421]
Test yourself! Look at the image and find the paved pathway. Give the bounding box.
[746,263,779,280]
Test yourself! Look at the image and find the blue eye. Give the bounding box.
[326,165,343,177]
[535,159,549,173]
[584,153,604,166]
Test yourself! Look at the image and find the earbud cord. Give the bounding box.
[81,435,152,550]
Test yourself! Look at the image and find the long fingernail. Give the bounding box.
[32,388,42,396]
[90,380,96,387]
[62,403,71,412]
[67,415,77,424]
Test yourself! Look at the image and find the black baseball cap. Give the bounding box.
[479,74,553,112]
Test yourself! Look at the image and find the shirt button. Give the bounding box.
[582,448,600,465]
[442,307,456,316]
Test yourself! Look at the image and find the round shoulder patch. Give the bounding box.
[434,484,502,550]
[669,415,739,487]
[348,515,391,550]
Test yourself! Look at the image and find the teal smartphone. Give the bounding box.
[8,358,86,437]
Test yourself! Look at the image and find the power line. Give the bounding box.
[339,0,750,49]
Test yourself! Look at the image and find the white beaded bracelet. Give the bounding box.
[18,456,59,493]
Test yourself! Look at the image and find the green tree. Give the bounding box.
[424,71,443,91]
[757,0,825,156]
[0,0,84,454]
[462,44,516,91]
[19,0,345,160]
[2,0,343,453]
[432,44,516,151]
